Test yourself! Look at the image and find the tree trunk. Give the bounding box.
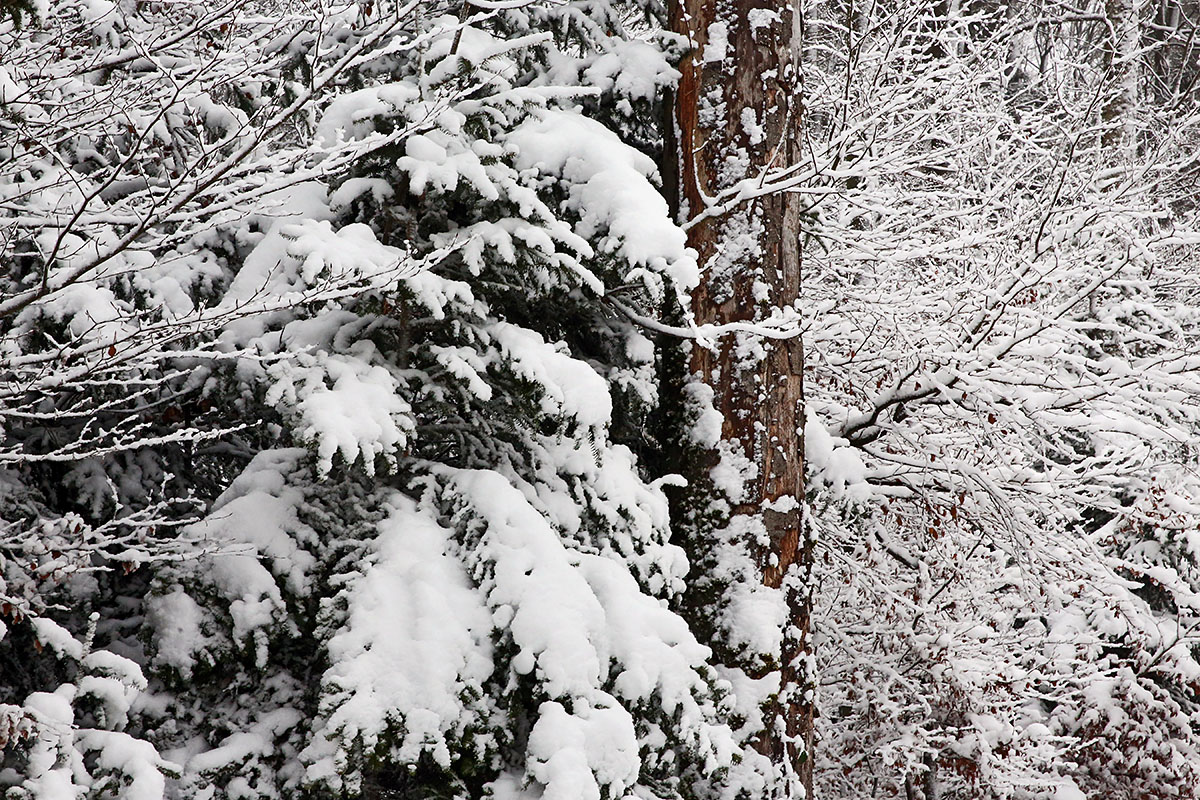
[1103,0,1141,151]
[670,0,812,794]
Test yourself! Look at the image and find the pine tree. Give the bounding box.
[0,3,755,799]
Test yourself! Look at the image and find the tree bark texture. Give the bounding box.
[671,0,812,794]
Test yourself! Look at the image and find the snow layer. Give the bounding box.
[508,109,699,293]
[489,322,612,428]
[176,449,315,666]
[305,494,494,787]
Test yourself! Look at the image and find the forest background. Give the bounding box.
[2,0,1200,798]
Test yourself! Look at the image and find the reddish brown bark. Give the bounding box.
[671,0,813,794]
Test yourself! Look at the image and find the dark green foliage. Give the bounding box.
[0,0,36,29]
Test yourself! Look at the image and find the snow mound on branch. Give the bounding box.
[265,348,414,475]
[29,617,84,661]
[805,411,867,500]
[144,587,210,679]
[216,192,425,475]
[451,468,609,697]
[581,39,681,102]
[526,699,639,800]
[508,109,699,294]
[16,661,175,800]
[399,131,501,200]
[315,83,420,146]
[304,494,493,789]
[524,435,688,596]
[177,449,315,665]
[78,729,173,800]
[219,185,411,343]
[223,214,409,321]
[488,322,612,428]
[179,706,303,797]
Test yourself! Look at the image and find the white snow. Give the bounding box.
[581,39,681,102]
[703,22,729,63]
[305,494,493,787]
[489,322,612,428]
[805,411,866,499]
[526,700,639,800]
[178,450,315,665]
[29,618,83,661]
[144,588,210,679]
[508,110,699,293]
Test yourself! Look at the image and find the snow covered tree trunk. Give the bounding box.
[670,0,812,794]
[1104,0,1142,151]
